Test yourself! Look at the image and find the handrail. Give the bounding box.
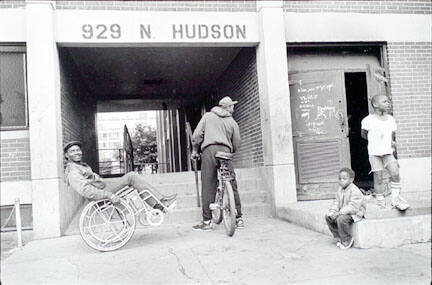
[1,199,24,248]
[186,122,193,171]
[186,122,200,207]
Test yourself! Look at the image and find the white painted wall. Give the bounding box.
[398,157,431,193]
[0,181,32,206]
[284,12,432,42]
[256,1,297,209]
[26,0,64,238]
[0,8,26,42]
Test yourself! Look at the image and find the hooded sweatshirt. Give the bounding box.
[192,106,241,153]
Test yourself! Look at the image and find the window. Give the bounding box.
[0,47,27,130]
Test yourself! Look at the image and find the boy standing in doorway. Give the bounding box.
[361,95,410,210]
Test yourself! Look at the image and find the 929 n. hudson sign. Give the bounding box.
[55,11,259,44]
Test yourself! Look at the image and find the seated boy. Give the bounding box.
[325,168,365,249]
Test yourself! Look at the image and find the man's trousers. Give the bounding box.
[201,145,242,221]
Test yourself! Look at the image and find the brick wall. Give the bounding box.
[283,0,431,14]
[59,49,98,171]
[213,47,263,168]
[0,138,31,181]
[0,1,25,8]
[387,42,431,159]
[55,0,256,12]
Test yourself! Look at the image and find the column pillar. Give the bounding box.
[26,0,63,238]
[256,1,297,209]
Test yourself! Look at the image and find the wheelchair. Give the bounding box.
[79,186,175,252]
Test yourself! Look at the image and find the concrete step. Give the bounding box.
[276,191,430,248]
[175,191,268,209]
[114,168,263,185]
[163,202,271,224]
[64,202,271,236]
[148,179,260,196]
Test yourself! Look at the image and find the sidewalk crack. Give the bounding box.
[168,247,193,281]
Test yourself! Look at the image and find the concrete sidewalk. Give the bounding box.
[1,217,430,285]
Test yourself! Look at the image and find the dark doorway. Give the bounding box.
[345,72,373,190]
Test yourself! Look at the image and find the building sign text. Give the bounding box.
[80,23,247,41]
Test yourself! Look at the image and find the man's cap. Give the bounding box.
[63,141,81,153]
[218,96,238,107]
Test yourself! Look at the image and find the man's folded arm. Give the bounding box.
[68,171,111,200]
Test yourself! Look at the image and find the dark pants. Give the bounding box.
[325,214,354,242]
[201,145,242,221]
[104,172,165,201]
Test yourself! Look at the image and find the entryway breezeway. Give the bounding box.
[58,44,269,232]
[59,46,245,173]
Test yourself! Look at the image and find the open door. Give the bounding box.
[289,70,350,200]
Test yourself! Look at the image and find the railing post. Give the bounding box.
[14,198,23,248]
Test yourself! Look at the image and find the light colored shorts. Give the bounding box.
[368,154,397,173]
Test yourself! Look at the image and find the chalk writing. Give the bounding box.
[297,83,335,93]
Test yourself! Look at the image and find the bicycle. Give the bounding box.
[209,151,237,236]
[79,186,175,252]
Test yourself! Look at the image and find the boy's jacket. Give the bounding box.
[329,183,366,222]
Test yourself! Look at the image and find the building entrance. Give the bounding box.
[287,44,387,200]
[59,46,245,175]
[344,72,373,190]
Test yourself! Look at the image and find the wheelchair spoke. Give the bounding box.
[80,200,137,252]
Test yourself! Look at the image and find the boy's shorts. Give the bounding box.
[368,154,398,173]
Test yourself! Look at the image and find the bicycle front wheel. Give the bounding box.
[222,181,236,237]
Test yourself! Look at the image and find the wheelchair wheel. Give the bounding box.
[222,181,236,237]
[79,199,136,252]
[211,191,223,224]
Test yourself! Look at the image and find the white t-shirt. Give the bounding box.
[361,114,397,156]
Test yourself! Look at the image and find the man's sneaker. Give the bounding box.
[338,237,354,250]
[163,194,177,200]
[236,217,245,229]
[192,221,213,231]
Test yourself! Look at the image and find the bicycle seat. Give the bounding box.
[215,151,233,160]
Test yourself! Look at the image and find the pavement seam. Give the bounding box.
[191,247,216,284]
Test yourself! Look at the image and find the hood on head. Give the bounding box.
[211,106,232,118]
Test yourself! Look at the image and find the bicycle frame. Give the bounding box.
[217,159,233,191]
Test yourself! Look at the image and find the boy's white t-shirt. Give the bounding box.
[361,114,397,156]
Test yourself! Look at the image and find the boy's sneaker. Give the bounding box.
[236,217,245,229]
[338,237,354,250]
[392,196,410,211]
[192,220,213,231]
[376,194,387,209]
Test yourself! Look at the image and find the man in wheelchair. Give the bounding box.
[63,141,176,209]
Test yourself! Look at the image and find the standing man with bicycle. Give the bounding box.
[191,96,244,231]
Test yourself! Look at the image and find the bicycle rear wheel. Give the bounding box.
[222,181,236,236]
[211,191,223,224]
[79,199,136,252]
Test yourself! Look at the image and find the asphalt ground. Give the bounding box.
[1,217,430,285]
